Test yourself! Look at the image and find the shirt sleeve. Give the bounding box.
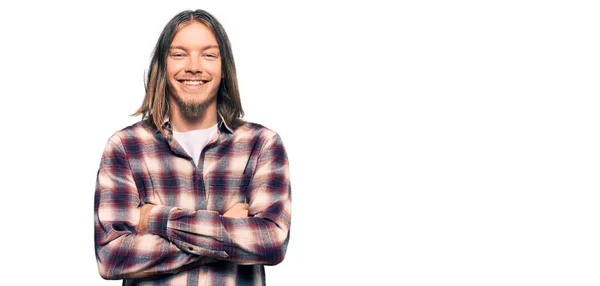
[94,136,212,280]
[147,133,292,265]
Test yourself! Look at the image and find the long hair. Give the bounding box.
[132,10,245,134]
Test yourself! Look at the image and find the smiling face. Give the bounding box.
[167,21,222,118]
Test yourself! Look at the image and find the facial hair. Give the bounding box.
[173,91,217,118]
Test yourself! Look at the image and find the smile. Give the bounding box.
[180,80,207,86]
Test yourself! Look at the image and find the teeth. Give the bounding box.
[183,80,205,86]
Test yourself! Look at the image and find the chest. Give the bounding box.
[134,142,255,213]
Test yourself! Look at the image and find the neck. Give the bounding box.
[169,99,218,132]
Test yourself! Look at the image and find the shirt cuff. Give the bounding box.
[148,205,171,238]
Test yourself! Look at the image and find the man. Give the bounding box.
[94,9,291,285]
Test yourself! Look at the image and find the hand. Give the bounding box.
[223,203,249,218]
[137,203,156,233]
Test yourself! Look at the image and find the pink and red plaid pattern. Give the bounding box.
[94,117,291,285]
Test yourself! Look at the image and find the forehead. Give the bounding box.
[171,21,219,48]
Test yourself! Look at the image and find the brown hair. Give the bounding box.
[133,9,244,134]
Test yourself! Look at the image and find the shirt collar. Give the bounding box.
[156,112,233,135]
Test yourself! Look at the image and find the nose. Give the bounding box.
[186,56,203,73]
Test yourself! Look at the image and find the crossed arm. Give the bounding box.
[94,134,291,280]
[137,202,249,232]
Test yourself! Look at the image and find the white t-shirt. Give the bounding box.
[172,124,218,167]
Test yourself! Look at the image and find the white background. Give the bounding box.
[1,0,599,285]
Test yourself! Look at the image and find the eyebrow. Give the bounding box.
[169,44,219,51]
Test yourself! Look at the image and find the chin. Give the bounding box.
[176,93,204,103]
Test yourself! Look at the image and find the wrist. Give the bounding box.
[137,204,155,233]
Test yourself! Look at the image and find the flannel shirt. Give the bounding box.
[94,116,291,285]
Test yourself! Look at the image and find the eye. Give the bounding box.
[204,53,218,59]
[171,53,185,58]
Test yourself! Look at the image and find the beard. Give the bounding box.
[172,91,217,118]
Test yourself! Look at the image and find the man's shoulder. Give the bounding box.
[106,120,156,146]
[235,121,280,140]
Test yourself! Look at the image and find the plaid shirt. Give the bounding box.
[94,116,291,285]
